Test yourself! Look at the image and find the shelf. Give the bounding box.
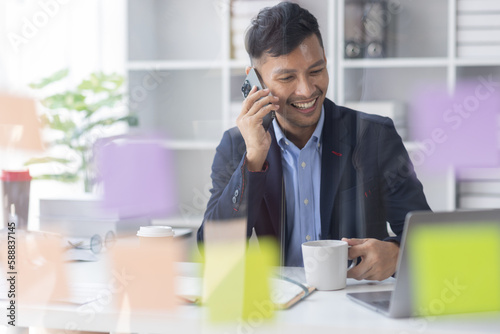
[126,56,498,71]
[160,140,219,150]
[229,59,250,69]
[342,58,449,69]
[128,60,224,71]
[455,58,500,67]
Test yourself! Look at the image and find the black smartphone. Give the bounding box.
[241,68,276,131]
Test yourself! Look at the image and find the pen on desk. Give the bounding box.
[177,294,201,305]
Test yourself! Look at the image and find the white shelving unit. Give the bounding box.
[126,0,500,222]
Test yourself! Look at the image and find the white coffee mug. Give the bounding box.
[302,240,355,290]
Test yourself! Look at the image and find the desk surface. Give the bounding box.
[6,261,500,334]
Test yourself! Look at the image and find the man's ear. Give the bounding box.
[245,66,252,75]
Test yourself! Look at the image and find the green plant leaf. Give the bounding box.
[26,69,130,191]
[46,114,77,132]
[24,156,73,166]
[78,72,124,93]
[32,173,79,183]
[85,93,124,117]
[127,113,139,127]
[42,91,87,111]
[72,115,134,140]
[29,69,69,89]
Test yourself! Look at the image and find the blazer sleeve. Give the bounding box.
[376,117,431,243]
[197,128,269,243]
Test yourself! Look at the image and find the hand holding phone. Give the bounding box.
[241,68,276,131]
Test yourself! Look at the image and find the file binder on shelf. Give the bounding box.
[344,0,389,59]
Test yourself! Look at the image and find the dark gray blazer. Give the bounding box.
[198,98,430,249]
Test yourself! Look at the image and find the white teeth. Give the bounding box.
[292,98,317,109]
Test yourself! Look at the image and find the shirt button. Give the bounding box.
[285,141,289,146]
[232,196,237,204]
[301,162,306,168]
[234,189,239,197]
[304,199,309,205]
[306,235,311,241]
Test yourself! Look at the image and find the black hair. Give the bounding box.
[244,2,324,62]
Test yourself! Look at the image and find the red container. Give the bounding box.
[1,170,31,229]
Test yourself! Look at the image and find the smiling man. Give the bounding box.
[198,2,430,280]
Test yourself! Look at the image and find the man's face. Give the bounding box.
[257,35,329,135]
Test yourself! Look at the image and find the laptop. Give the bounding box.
[347,209,500,318]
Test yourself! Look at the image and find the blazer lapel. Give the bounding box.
[265,125,284,239]
[320,100,354,239]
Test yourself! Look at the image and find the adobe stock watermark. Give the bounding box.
[385,74,500,191]
[402,277,467,334]
[363,0,406,37]
[63,267,135,333]
[222,298,275,334]
[219,286,294,334]
[8,0,71,54]
[125,69,170,111]
[179,181,212,222]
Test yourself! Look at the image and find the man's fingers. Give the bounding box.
[250,94,279,116]
[242,88,271,116]
[347,261,371,280]
[255,103,279,120]
[342,237,366,246]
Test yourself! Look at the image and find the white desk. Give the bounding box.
[5,261,500,334]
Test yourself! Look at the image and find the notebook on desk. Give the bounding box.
[347,209,500,318]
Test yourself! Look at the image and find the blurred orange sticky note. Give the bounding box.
[0,93,43,150]
[110,240,180,311]
[13,233,70,305]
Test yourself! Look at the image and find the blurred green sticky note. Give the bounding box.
[409,223,500,316]
[203,241,246,322]
[202,229,278,323]
[242,238,279,321]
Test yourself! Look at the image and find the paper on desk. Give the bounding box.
[0,93,43,150]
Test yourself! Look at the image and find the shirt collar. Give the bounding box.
[273,105,325,151]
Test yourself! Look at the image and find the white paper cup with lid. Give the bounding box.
[137,226,174,247]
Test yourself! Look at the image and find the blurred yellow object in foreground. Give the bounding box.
[409,223,500,316]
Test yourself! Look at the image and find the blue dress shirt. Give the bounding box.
[273,107,325,267]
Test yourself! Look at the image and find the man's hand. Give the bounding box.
[342,238,399,281]
[236,85,280,171]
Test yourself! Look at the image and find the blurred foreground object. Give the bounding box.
[0,93,43,151]
[202,220,278,323]
[1,170,31,230]
[96,136,177,219]
[409,222,500,316]
[410,80,500,170]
